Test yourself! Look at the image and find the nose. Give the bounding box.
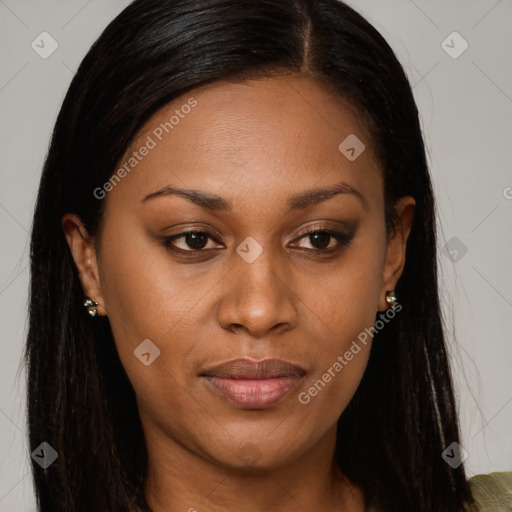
[216,249,298,337]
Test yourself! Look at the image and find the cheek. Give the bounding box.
[94,222,194,389]
[294,296,375,436]
[292,246,383,421]
[97,217,209,340]
[96,220,235,428]
[295,240,383,343]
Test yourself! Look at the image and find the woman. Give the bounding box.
[25,0,511,511]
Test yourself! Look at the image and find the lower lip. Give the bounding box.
[201,376,302,409]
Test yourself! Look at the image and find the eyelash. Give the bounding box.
[161,228,353,256]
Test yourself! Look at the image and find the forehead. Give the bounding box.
[107,74,383,211]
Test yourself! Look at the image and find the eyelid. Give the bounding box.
[161,222,354,255]
[161,229,224,252]
[162,223,223,240]
[163,222,350,242]
[290,228,353,251]
[290,221,353,240]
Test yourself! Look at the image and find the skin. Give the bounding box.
[63,74,415,512]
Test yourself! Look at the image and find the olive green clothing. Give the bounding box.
[468,472,512,512]
[364,472,512,511]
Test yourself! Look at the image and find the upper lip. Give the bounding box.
[200,358,306,379]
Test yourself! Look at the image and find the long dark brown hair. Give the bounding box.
[26,0,473,510]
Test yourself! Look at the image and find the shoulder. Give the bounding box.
[467,471,512,511]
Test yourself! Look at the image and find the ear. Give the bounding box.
[378,196,416,311]
[61,213,107,316]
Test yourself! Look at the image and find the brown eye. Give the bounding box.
[182,231,209,250]
[162,230,219,252]
[293,229,353,252]
[308,231,332,250]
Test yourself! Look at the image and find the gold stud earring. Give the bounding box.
[385,290,398,311]
[83,297,100,317]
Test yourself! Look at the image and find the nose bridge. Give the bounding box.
[235,232,283,287]
[217,239,298,336]
[241,247,281,293]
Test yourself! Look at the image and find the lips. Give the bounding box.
[199,358,305,409]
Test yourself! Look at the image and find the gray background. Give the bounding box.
[1,1,511,509]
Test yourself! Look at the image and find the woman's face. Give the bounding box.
[64,74,414,471]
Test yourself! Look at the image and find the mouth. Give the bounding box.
[199,358,306,409]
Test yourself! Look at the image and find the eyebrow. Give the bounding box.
[142,180,367,212]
